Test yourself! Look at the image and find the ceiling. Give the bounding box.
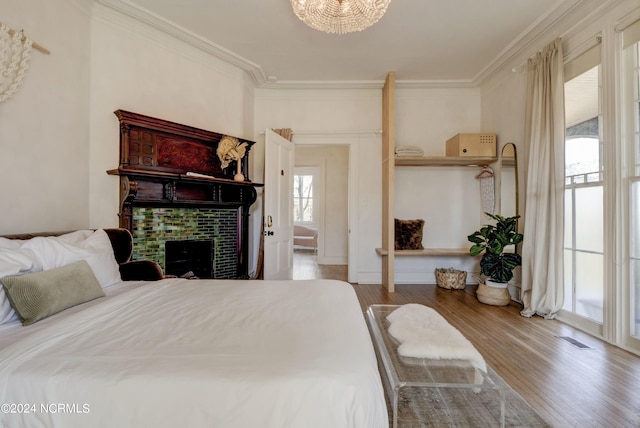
[109,0,575,87]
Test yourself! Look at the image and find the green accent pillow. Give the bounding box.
[1,260,105,326]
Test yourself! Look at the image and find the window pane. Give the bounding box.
[636,120,640,176]
[563,249,573,312]
[632,181,640,258]
[564,189,573,248]
[629,42,640,342]
[575,252,603,323]
[566,137,600,176]
[575,186,603,252]
[632,258,640,337]
[293,174,315,223]
[564,63,603,325]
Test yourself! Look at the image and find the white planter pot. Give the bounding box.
[485,278,509,288]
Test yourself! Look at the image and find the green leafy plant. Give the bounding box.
[467,213,523,283]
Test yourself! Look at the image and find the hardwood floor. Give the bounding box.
[292,250,347,280]
[294,252,640,427]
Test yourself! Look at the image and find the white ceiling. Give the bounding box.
[112,0,573,86]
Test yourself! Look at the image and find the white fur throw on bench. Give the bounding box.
[387,304,487,373]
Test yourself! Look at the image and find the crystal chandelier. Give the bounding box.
[290,0,391,34]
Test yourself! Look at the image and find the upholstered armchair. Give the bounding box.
[103,228,164,281]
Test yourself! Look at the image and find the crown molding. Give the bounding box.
[477,0,624,89]
[95,0,269,86]
[71,0,95,16]
[92,0,482,90]
[474,0,587,85]
[95,0,620,91]
[257,79,477,90]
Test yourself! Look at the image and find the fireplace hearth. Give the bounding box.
[165,239,214,278]
[131,206,238,278]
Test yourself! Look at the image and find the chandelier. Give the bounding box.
[290,0,391,34]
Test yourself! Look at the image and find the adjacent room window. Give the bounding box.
[563,45,604,324]
[293,166,319,224]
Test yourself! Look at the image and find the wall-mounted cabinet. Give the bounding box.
[379,73,496,292]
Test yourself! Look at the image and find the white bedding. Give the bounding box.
[0,278,387,428]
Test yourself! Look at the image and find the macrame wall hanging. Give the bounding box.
[0,22,49,103]
[476,165,495,214]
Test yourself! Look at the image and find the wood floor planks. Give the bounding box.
[293,252,640,427]
[352,282,640,428]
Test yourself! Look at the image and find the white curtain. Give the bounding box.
[520,38,565,319]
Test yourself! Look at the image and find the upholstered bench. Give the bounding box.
[365,305,505,427]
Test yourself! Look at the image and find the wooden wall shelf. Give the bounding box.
[380,73,497,292]
[375,248,471,257]
[395,156,497,167]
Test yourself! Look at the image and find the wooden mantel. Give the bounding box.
[108,110,262,278]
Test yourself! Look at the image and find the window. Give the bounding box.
[626,37,640,337]
[293,166,319,224]
[564,51,604,323]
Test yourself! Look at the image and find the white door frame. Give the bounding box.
[292,135,360,284]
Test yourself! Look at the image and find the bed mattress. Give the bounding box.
[0,278,387,428]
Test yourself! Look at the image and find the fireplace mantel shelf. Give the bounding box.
[107,168,264,187]
[111,109,260,279]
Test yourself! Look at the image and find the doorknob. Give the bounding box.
[267,215,273,227]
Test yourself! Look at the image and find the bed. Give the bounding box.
[0,230,387,428]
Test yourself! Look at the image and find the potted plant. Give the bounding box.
[467,212,523,287]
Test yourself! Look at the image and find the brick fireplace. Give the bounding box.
[108,110,262,279]
[132,207,238,278]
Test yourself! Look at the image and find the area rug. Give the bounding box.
[376,358,550,428]
[366,305,549,427]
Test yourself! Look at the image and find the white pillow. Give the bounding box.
[0,288,19,324]
[0,248,40,277]
[0,247,40,325]
[54,230,94,244]
[0,229,121,324]
[0,237,23,249]
[79,230,122,288]
[0,230,91,249]
[22,229,122,288]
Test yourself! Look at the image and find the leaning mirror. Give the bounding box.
[500,143,518,218]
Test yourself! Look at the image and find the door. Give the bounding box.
[263,129,295,280]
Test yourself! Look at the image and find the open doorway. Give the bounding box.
[293,146,349,280]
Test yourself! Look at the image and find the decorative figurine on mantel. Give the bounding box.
[217,135,248,181]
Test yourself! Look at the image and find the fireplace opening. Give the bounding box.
[165,239,215,279]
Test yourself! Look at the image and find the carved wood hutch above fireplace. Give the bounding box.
[108,110,262,279]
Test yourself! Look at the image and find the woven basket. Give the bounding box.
[476,282,511,306]
[435,268,467,290]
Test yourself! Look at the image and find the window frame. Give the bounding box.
[293,166,320,226]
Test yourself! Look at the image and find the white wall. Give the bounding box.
[1,0,256,241]
[0,0,92,234]
[89,3,255,229]
[255,86,485,283]
[481,71,527,223]
[393,87,486,284]
[10,0,629,287]
[254,88,381,282]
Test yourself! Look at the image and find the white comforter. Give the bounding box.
[0,279,387,428]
